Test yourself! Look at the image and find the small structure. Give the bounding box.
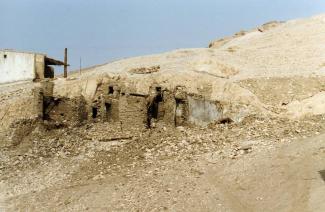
[33,79,225,129]
[89,81,224,128]
[0,49,66,84]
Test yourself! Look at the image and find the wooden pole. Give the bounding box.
[64,48,68,78]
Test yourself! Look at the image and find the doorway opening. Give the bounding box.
[147,87,163,127]
[92,107,98,119]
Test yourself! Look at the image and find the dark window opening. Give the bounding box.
[105,103,112,121]
[92,107,98,119]
[129,93,147,97]
[105,103,111,111]
[217,117,234,124]
[43,97,60,121]
[176,99,185,106]
[108,86,114,94]
[319,170,325,182]
[156,86,162,92]
[148,102,159,120]
[44,66,54,78]
[155,86,163,102]
[156,93,163,102]
[175,99,186,126]
[147,92,164,128]
[3,54,7,59]
[42,96,53,120]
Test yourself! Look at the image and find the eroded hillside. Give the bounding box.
[1,14,325,211]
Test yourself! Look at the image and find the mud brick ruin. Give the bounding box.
[34,79,224,130]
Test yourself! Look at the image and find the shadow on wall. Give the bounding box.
[319,170,325,182]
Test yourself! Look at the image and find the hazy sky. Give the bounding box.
[1,0,325,71]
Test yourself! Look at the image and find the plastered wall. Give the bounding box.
[0,51,36,84]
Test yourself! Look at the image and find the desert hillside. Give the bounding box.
[80,14,325,80]
[1,14,325,211]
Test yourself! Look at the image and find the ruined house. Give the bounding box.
[0,49,66,84]
[0,47,244,135]
[34,77,224,130]
[86,80,224,129]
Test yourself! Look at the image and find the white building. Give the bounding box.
[0,49,65,84]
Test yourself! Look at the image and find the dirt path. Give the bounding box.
[4,132,325,211]
[200,134,325,212]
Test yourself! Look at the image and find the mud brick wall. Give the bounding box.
[110,99,120,121]
[101,97,119,122]
[118,95,147,129]
[46,96,88,126]
[34,86,44,119]
[175,99,188,126]
[162,91,176,126]
[157,102,165,120]
[1,81,54,131]
[0,95,37,131]
[0,88,38,144]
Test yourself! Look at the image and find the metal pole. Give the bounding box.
[79,57,82,76]
[64,48,68,78]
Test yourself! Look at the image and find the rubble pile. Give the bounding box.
[2,113,325,182]
[129,65,160,74]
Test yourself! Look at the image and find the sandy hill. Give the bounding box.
[2,14,325,212]
[1,14,325,134]
[78,14,325,80]
[58,13,325,119]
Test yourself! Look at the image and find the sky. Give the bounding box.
[1,0,325,72]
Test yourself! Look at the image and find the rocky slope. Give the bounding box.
[1,14,325,211]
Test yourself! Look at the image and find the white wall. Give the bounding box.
[188,96,223,126]
[0,51,36,84]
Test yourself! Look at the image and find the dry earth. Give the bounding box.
[2,117,325,211]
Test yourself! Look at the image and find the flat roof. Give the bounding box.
[0,49,46,56]
[45,57,67,66]
[0,49,67,66]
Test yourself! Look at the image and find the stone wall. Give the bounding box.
[0,85,39,146]
[118,94,147,129]
[162,91,176,126]
[45,96,88,127]
[101,97,119,122]
[0,94,37,132]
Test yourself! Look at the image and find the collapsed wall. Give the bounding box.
[0,80,88,146]
[88,80,225,129]
[0,86,38,145]
[32,77,224,130]
[1,69,266,147]
[34,81,88,128]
